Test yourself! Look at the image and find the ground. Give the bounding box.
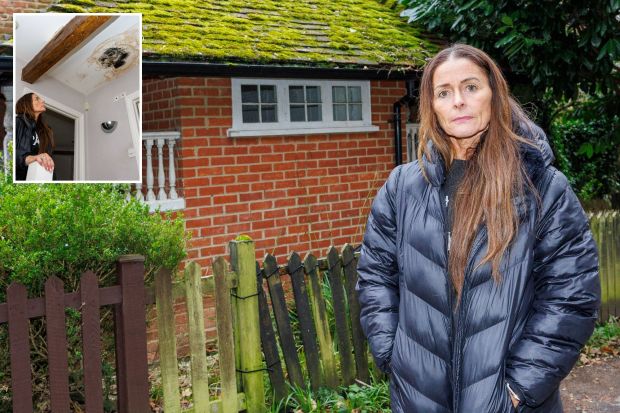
[561,356,620,413]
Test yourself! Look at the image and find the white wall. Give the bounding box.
[84,64,139,181]
[14,58,85,114]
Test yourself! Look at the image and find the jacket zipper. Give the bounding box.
[452,227,486,412]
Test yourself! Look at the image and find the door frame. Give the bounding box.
[22,87,85,180]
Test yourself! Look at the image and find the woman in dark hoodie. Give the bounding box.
[15,92,55,180]
[356,44,600,412]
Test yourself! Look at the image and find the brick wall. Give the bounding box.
[142,76,407,361]
[0,0,56,39]
[143,76,405,264]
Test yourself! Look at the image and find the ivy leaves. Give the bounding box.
[399,0,619,100]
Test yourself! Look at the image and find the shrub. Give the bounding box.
[0,168,188,411]
[550,96,620,202]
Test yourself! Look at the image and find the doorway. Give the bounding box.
[22,87,85,180]
[45,109,75,180]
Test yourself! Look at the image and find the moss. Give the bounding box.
[235,234,253,241]
[51,0,439,68]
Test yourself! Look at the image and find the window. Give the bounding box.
[229,79,378,137]
[332,86,363,121]
[241,85,277,123]
[289,86,322,122]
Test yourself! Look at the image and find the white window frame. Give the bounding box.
[228,78,379,137]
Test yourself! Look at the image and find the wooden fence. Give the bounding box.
[152,238,372,412]
[252,244,370,401]
[2,222,618,413]
[0,256,150,413]
[590,211,620,322]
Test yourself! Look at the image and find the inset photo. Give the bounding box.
[13,13,141,182]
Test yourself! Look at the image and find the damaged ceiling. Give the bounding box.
[15,14,140,95]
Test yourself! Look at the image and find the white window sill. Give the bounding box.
[227,125,380,138]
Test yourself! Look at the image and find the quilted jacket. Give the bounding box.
[356,127,600,413]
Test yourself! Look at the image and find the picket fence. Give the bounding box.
[0,239,372,412]
[590,211,620,322]
[1,213,619,412]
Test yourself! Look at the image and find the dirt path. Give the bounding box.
[561,357,620,412]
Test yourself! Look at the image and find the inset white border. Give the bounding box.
[12,12,143,184]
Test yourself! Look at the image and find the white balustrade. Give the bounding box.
[135,131,185,212]
[2,132,11,175]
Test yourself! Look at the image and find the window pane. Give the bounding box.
[348,86,362,103]
[289,86,305,103]
[261,105,278,122]
[260,85,277,103]
[307,104,322,121]
[333,104,347,121]
[242,105,260,123]
[241,85,258,103]
[306,86,321,103]
[349,104,363,121]
[290,105,306,122]
[332,86,347,103]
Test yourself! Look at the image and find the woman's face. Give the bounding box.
[432,57,492,139]
[31,94,46,115]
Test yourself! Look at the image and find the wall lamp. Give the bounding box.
[101,121,118,133]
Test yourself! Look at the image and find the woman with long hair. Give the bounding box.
[356,44,600,412]
[15,92,55,180]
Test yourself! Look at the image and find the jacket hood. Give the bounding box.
[422,119,554,187]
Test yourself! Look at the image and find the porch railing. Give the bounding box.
[134,131,185,212]
[2,132,10,175]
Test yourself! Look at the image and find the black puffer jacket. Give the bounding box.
[15,114,48,181]
[356,129,600,413]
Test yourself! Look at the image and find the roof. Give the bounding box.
[49,0,439,70]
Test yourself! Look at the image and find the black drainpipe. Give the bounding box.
[393,77,419,166]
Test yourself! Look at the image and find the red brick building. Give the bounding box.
[1,0,439,359]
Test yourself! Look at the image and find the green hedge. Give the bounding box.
[550,97,620,202]
[0,167,188,411]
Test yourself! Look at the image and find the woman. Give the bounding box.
[15,92,55,180]
[356,44,600,413]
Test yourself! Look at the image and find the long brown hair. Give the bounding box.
[417,44,536,306]
[16,93,54,153]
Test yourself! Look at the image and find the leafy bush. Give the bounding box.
[0,168,188,411]
[550,96,620,201]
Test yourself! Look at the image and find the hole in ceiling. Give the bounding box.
[98,47,130,69]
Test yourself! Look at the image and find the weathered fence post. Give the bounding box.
[154,268,181,413]
[255,260,287,402]
[342,244,370,384]
[263,254,304,388]
[45,276,71,412]
[326,246,356,385]
[7,282,33,413]
[230,237,265,413]
[613,211,620,317]
[304,253,339,388]
[288,252,322,390]
[184,262,210,413]
[114,255,150,413]
[213,257,239,413]
[81,271,104,413]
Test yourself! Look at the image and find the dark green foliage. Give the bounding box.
[399,0,619,103]
[550,95,620,201]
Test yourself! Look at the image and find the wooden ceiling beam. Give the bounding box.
[21,15,114,84]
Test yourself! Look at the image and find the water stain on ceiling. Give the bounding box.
[87,24,139,80]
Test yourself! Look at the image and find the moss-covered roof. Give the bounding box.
[49,0,439,69]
